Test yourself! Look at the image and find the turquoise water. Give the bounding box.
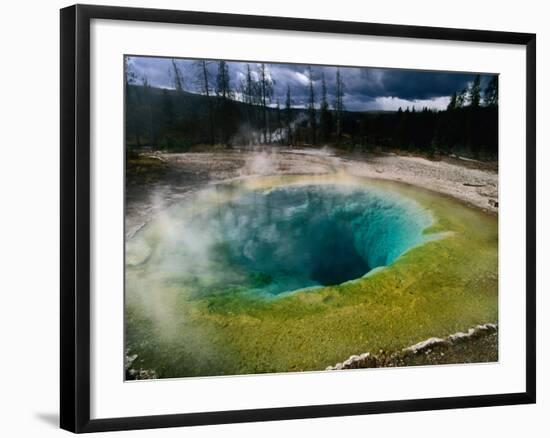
[127,183,433,298]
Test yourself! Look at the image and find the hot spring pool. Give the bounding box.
[125,175,498,378]
[127,181,432,297]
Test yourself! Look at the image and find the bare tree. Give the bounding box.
[216,61,233,145]
[307,66,316,145]
[240,64,254,105]
[275,99,282,143]
[194,60,214,143]
[141,75,156,147]
[239,64,258,143]
[216,60,231,99]
[285,85,293,146]
[170,59,184,93]
[319,72,332,143]
[124,57,141,150]
[258,63,273,143]
[333,68,345,143]
[125,57,137,89]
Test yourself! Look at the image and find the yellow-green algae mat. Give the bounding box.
[125,174,498,378]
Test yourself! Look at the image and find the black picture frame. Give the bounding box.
[60,4,536,433]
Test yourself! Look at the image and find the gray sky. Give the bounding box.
[127,56,496,111]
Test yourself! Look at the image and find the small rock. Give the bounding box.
[125,354,138,369]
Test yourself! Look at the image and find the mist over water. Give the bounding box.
[127,181,433,299]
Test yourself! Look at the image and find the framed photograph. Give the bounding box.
[60,4,536,433]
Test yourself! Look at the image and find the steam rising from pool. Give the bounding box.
[127,181,433,298]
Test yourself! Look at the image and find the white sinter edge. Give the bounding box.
[327,323,499,370]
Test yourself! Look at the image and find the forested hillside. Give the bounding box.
[125,60,498,159]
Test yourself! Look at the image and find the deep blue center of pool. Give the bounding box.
[195,184,432,295]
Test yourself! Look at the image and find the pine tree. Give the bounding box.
[484,75,498,106]
[447,92,457,111]
[468,75,481,107]
[456,88,467,108]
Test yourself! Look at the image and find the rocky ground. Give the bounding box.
[327,324,498,371]
[125,147,498,239]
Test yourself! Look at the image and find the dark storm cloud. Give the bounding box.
[127,56,495,111]
[363,69,484,100]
